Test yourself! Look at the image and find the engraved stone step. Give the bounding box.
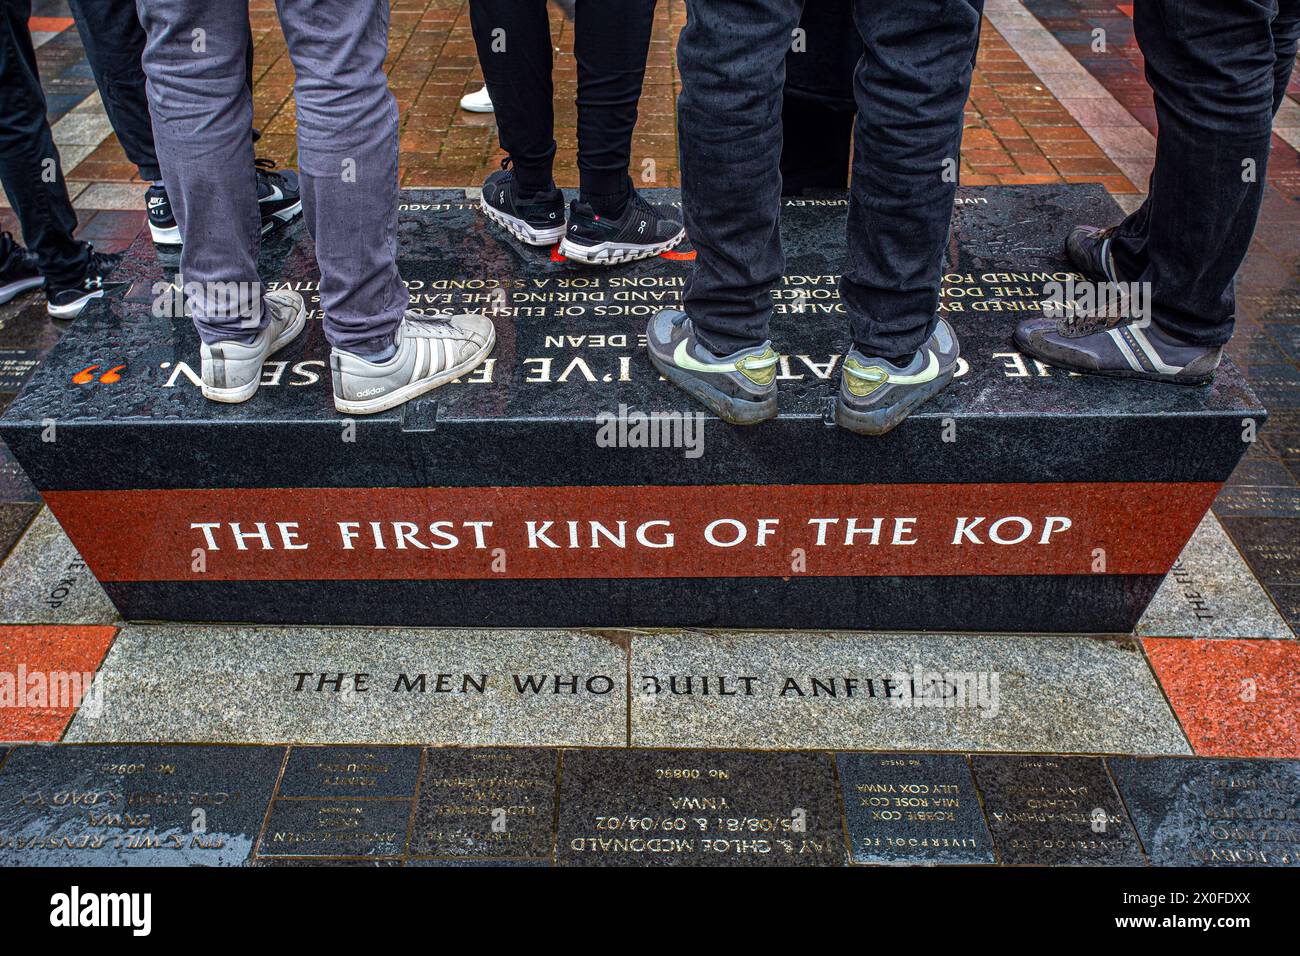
[0,186,1262,631]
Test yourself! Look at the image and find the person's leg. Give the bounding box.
[842,0,981,360]
[1271,1,1300,114]
[68,0,161,182]
[276,0,406,358]
[0,0,89,287]
[1109,0,1277,347]
[676,0,803,355]
[571,0,656,215]
[469,0,555,195]
[137,0,262,340]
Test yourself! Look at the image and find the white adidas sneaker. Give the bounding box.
[199,290,307,404]
[330,311,496,415]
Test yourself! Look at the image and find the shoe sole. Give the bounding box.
[0,276,44,306]
[835,367,956,436]
[1017,337,1214,387]
[47,289,104,319]
[334,324,497,416]
[560,227,685,266]
[647,349,777,426]
[460,102,494,113]
[201,298,308,404]
[261,200,303,235]
[479,195,565,246]
[149,222,182,246]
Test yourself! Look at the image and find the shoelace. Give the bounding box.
[406,315,476,339]
[254,157,289,191]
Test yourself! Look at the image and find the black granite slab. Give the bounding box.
[1221,517,1300,586]
[0,744,284,866]
[837,752,993,865]
[0,501,38,563]
[0,442,37,504]
[555,749,845,866]
[0,185,1263,632]
[972,755,1144,866]
[257,799,412,859]
[409,747,556,861]
[277,745,421,799]
[1108,757,1300,866]
[0,186,1261,491]
[0,348,40,393]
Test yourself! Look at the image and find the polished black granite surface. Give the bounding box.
[0,186,1262,491]
[0,744,283,866]
[1108,757,1300,866]
[554,749,845,866]
[838,752,993,865]
[972,755,1144,866]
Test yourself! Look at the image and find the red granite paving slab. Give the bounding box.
[1144,638,1300,759]
[0,625,117,742]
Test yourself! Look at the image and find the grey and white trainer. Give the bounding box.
[199,289,307,404]
[331,311,496,415]
[835,318,960,435]
[646,308,778,425]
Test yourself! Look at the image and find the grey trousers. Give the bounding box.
[136,0,407,356]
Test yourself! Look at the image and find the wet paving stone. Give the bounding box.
[837,752,993,865]
[972,755,1145,866]
[409,747,557,862]
[0,744,284,865]
[1108,757,1300,866]
[0,509,117,625]
[1142,639,1300,759]
[1137,513,1293,639]
[555,749,845,867]
[278,745,421,799]
[257,798,412,860]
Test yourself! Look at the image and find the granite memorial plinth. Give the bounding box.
[0,186,1262,631]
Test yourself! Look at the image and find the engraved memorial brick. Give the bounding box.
[973,754,1144,865]
[838,752,993,864]
[555,749,845,866]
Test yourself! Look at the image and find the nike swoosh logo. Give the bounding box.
[672,339,778,374]
[846,350,941,385]
[260,185,283,204]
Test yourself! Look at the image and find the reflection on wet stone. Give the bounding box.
[0,744,283,866]
[1109,757,1300,866]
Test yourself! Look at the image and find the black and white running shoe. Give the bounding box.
[0,232,43,305]
[147,160,302,248]
[560,190,685,265]
[480,159,566,245]
[256,158,302,236]
[146,184,180,246]
[46,248,126,319]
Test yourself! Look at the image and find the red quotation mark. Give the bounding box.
[72,364,125,384]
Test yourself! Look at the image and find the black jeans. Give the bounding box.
[67,0,159,181]
[469,0,657,207]
[1110,0,1300,348]
[0,0,88,285]
[677,0,981,358]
